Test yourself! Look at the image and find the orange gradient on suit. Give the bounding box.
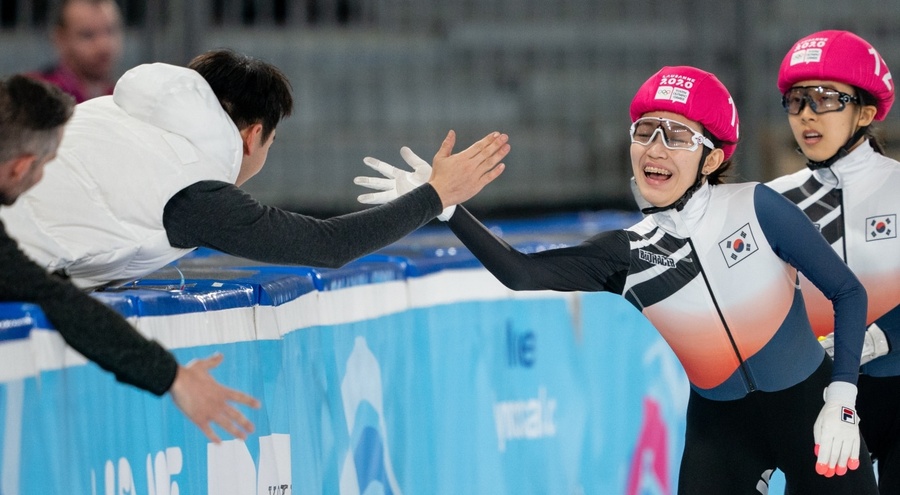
[799,268,900,337]
[644,273,795,390]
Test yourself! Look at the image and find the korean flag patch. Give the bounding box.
[719,223,759,268]
[866,214,896,241]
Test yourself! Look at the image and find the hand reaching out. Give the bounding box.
[357,146,456,220]
[428,130,509,209]
[169,353,260,443]
[355,130,509,217]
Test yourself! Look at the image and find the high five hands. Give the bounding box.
[355,130,509,218]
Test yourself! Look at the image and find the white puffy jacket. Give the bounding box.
[1,63,242,288]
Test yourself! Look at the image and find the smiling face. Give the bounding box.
[631,111,719,208]
[786,80,877,162]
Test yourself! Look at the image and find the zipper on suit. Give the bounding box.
[687,237,757,393]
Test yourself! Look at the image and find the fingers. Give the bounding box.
[479,162,506,185]
[434,130,456,159]
[189,353,223,372]
[193,392,257,443]
[229,388,261,409]
[475,133,510,166]
[459,131,509,162]
[353,176,394,191]
[815,439,856,477]
[357,190,394,205]
[173,354,260,443]
[815,439,835,476]
[200,422,222,444]
[836,438,860,475]
[362,157,403,178]
[214,406,254,440]
[400,146,430,171]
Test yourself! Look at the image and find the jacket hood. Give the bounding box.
[112,63,242,180]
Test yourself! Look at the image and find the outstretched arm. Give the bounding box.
[354,144,630,292]
[165,131,510,268]
[0,226,258,442]
[448,205,630,293]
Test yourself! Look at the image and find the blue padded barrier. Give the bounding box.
[0,211,766,494]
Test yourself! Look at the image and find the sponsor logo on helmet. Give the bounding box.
[654,75,695,104]
[790,37,828,66]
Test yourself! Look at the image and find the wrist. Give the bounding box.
[437,205,456,221]
[824,381,857,404]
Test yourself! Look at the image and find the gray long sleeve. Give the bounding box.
[163,180,443,267]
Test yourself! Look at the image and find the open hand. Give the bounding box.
[169,353,260,443]
[428,130,509,209]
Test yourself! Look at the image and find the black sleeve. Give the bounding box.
[448,205,630,293]
[0,222,177,395]
[163,181,444,268]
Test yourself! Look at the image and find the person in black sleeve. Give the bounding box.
[0,74,259,443]
[0,49,510,290]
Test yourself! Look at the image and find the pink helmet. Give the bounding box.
[630,66,740,159]
[778,30,894,120]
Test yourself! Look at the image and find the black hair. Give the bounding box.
[856,88,887,155]
[704,132,735,185]
[188,49,293,141]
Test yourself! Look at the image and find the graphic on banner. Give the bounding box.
[493,387,558,452]
[93,447,184,495]
[866,214,895,241]
[626,399,670,495]
[339,337,402,495]
[506,321,535,368]
[207,435,292,494]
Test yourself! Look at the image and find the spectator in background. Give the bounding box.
[29,0,122,103]
[0,74,259,443]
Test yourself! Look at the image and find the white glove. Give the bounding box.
[354,147,456,221]
[818,322,890,366]
[813,381,861,477]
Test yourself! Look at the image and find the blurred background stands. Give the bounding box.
[1,0,898,217]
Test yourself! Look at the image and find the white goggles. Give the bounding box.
[630,117,715,152]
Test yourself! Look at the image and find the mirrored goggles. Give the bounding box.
[782,86,860,115]
[629,117,714,152]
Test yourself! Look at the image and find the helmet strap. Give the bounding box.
[802,126,869,170]
[641,147,710,215]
